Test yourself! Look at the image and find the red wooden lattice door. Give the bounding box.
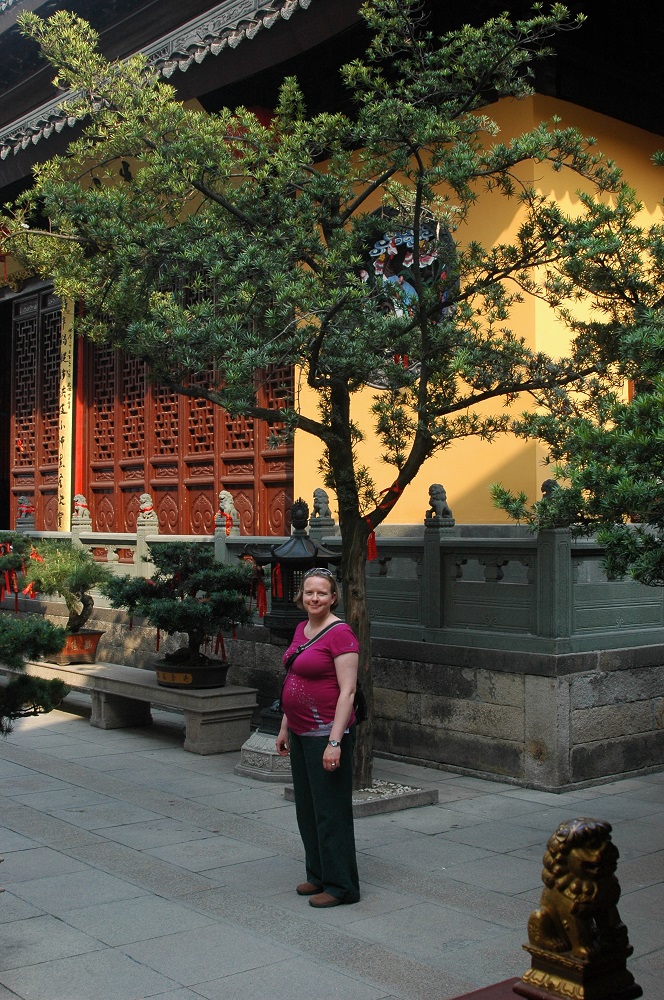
[84,343,293,535]
[10,290,63,529]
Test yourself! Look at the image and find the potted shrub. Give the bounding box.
[23,541,112,664]
[103,541,253,688]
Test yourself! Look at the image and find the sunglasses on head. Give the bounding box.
[303,567,335,579]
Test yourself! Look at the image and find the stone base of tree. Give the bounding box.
[284,781,438,817]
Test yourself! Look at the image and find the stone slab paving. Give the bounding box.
[0,699,660,1000]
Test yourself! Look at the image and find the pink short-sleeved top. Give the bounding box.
[281,620,359,736]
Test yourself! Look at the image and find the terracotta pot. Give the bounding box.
[49,629,104,665]
[154,659,230,689]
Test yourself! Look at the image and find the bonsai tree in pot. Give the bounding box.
[23,540,113,663]
[103,541,253,688]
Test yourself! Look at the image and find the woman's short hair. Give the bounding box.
[294,567,339,610]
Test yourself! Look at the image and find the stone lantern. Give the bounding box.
[243,497,340,641]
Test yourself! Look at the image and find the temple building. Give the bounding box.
[1,0,663,535]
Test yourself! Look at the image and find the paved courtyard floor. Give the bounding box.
[0,697,661,1000]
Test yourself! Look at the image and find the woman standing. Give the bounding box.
[276,567,360,907]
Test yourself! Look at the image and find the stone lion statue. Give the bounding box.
[527,818,629,960]
[218,489,238,518]
[138,493,158,522]
[311,488,332,519]
[73,494,91,520]
[426,483,453,520]
[541,478,559,500]
[17,495,35,519]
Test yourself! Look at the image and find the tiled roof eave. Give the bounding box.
[0,0,314,161]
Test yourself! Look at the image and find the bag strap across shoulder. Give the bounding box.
[284,620,343,670]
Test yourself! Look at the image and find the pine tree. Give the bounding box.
[3,2,645,784]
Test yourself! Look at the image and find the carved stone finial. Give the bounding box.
[290,497,309,532]
[72,493,92,524]
[424,483,455,527]
[137,492,158,525]
[515,817,642,1000]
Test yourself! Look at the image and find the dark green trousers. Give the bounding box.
[288,729,360,902]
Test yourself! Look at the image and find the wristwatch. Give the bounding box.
[328,740,341,747]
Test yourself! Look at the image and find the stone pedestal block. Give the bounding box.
[234,730,293,781]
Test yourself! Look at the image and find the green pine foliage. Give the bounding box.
[103,543,252,665]
[24,541,112,632]
[491,150,664,585]
[493,378,664,586]
[0,671,69,736]
[0,531,33,574]
[0,615,67,671]
[0,616,69,734]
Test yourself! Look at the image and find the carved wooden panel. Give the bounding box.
[256,364,294,534]
[90,345,117,465]
[78,348,294,535]
[234,489,255,534]
[187,394,216,455]
[123,490,142,531]
[10,292,63,529]
[13,297,38,470]
[42,493,59,531]
[39,304,62,468]
[189,490,215,534]
[96,493,115,531]
[121,355,146,461]
[155,490,178,532]
[153,385,179,456]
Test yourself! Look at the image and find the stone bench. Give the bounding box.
[0,660,257,755]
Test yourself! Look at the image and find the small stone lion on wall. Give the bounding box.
[138,493,158,522]
[527,817,629,960]
[73,494,91,520]
[311,487,332,519]
[426,483,453,521]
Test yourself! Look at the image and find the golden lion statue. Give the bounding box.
[527,817,629,961]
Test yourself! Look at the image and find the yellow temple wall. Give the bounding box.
[294,95,664,526]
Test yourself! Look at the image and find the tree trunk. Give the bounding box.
[326,378,375,790]
[67,593,93,633]
[339,510,373,790]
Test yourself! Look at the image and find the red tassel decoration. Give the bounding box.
[256,576,267,617]
[225,513,233,536]
[272,564,283,598]
[367,530,378,561]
